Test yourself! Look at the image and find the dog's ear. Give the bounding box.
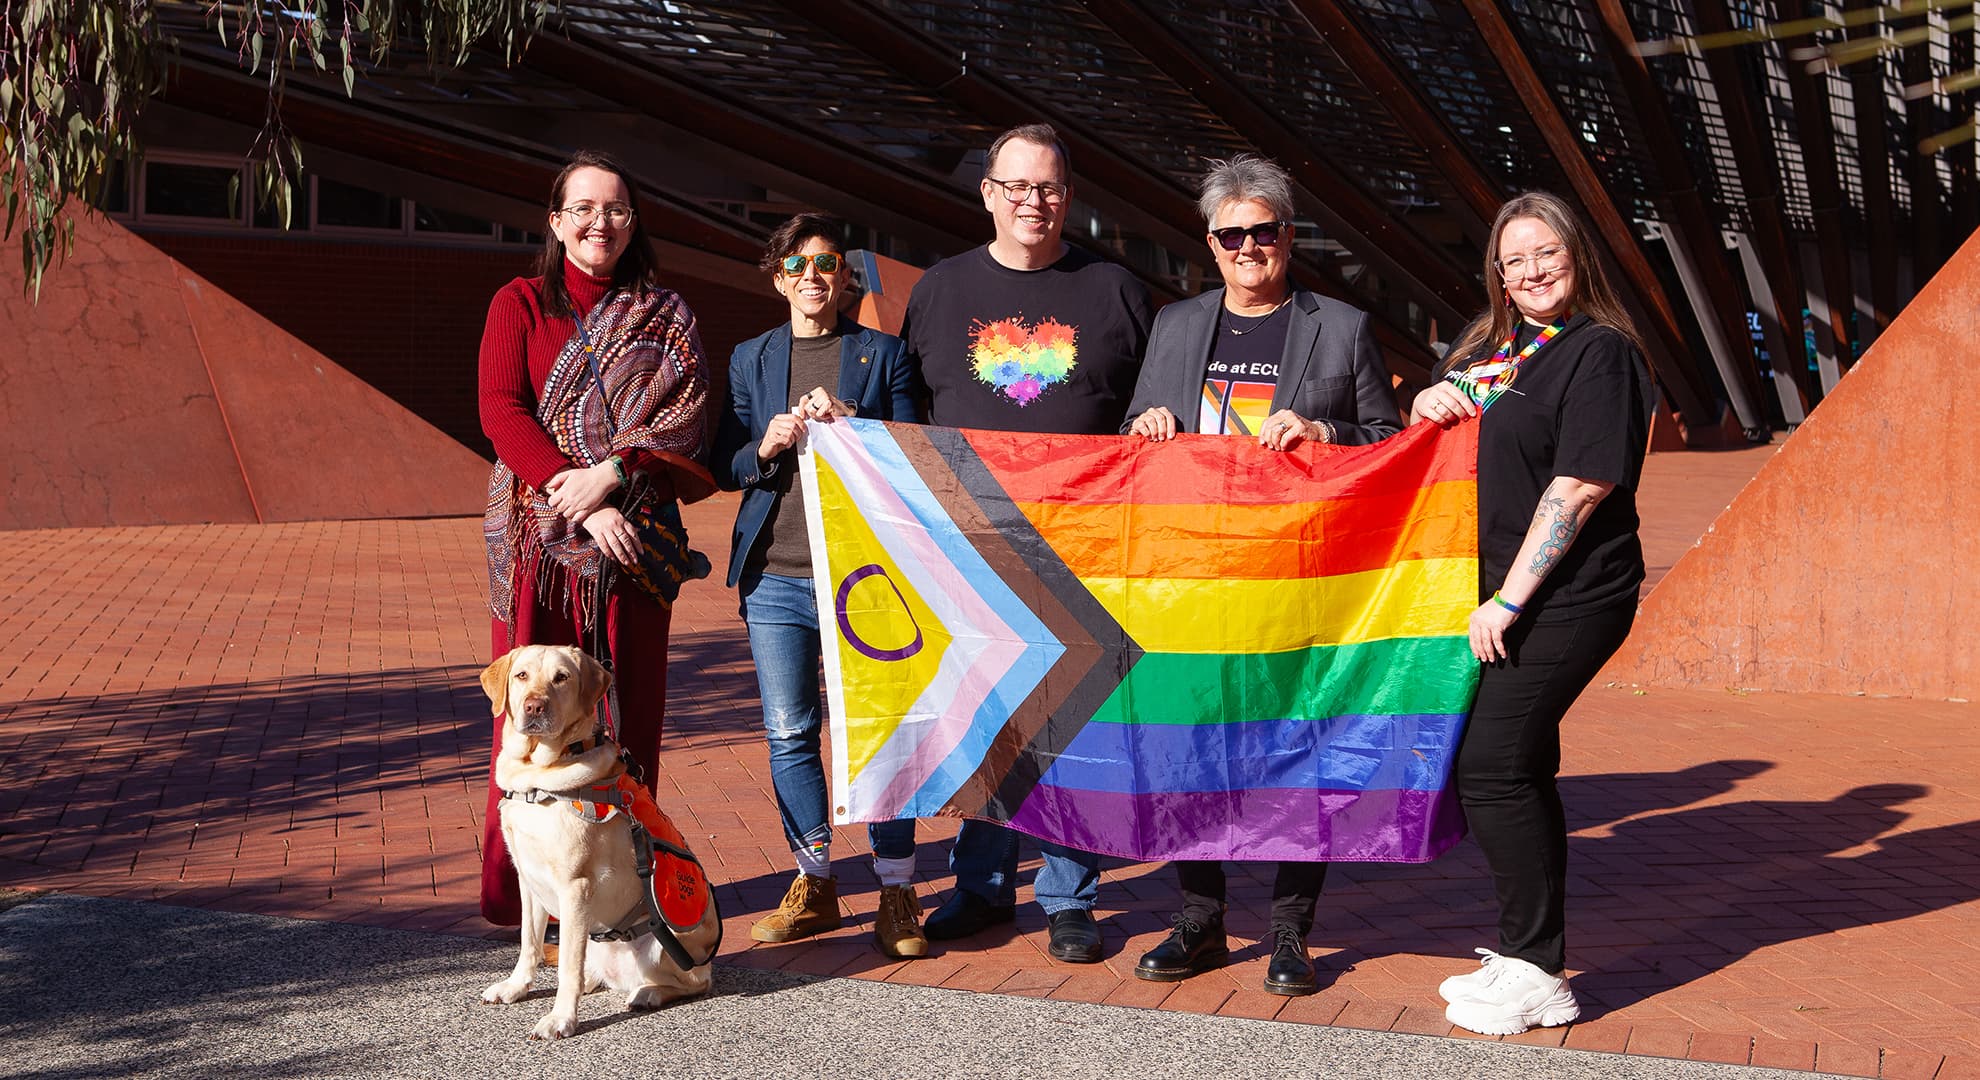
[577,650,614,713]
[480,652,516,716]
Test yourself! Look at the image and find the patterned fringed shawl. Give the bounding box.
[484,284,713,630]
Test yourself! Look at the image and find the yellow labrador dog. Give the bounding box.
[478,644,718,1040]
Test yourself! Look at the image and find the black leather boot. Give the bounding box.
[1264,925,1317,996]
[1134,913,1228,982]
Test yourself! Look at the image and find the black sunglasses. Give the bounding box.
[1210,220,1292,251]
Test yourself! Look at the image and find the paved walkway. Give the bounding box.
[4,442,1978,1078]
[0,893,1805,1079]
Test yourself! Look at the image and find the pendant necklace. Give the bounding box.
[1225,295,1292,335]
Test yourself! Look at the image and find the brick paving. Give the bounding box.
[3,445,1977,1078]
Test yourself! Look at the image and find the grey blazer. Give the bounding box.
[1120,287,1403,446]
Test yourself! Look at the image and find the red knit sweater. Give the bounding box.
[478,259,692,491]
[478,260,612,490]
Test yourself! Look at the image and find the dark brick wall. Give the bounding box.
[141,231,782,457]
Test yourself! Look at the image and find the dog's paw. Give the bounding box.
[529,1013,579,1041]
[481,979,529,1005]
[625,986,665,1011]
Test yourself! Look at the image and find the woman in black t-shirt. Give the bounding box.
[1412,191,1654,1037]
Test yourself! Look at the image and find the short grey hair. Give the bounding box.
[1197,153,1296,228]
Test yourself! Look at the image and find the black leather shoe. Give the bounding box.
[1264,926,1317,996]
[1134,913,1228,981]
[1046,908,1103,963]
[923,889,1016,941]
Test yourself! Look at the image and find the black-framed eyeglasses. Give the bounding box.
[779,251,845,277]
[1495,245,1568,280]
[1210,220,1292,251]
[984,177,1070,204]
[556,202,635,228]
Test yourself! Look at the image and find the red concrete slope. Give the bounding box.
[1,212,490,529]
[1603,227,1980,700]
[852,249,923,337]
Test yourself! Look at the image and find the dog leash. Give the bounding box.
[556,316,715,970]
[586,566,629,773]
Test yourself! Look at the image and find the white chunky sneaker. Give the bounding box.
[1442,953,1581,1036]
[1438,947,1509,1004]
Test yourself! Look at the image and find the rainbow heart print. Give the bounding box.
[968,316,1078,406]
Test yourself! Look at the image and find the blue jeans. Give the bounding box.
[950,820,1101,914]
[740,571,914,862]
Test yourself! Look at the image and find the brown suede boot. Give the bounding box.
[874,884,929,959]
[751,874,841,942]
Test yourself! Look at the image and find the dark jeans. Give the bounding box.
[1456,599,1636,975]
[1175,860,1329,937]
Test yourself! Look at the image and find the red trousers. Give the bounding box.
[479,583,672,926]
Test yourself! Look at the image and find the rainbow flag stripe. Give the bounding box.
[799,418,1481,862]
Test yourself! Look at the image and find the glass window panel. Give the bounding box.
[317,177,403,230]
[144,161,241,220]
[251,170,311,230]
[414,204,496,236]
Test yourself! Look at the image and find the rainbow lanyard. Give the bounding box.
[1444,320,1564,409]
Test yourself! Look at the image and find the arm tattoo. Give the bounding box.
[1526,491,1585,580]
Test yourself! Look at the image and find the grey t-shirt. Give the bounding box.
[751,331,842,579]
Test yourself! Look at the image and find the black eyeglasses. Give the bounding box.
[779,251,844,277]
[984,177,1070,204]
[1210,221,1292,251]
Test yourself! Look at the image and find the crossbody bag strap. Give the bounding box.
[572,310,619,443]
[573,306,627,749]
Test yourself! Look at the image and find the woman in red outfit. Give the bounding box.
[476,149,714,925]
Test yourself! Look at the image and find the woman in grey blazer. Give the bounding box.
[1123,154,1403,997]
[1123,157,1401,450]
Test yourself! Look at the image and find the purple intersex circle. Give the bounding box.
[833,563,925,662]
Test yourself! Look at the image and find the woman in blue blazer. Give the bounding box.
[711,213,926,959]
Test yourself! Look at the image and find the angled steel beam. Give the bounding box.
[524,28,1190,305]
[1951,23,1979,243]
[1687,0,1815,407]
[1774,2,1860,376]
[1077,0,1476,330]
[1452,0,1718,427]
[755,0,1438,380]
[157,58,768,285]
[1587,0,1768,422]
[1896,10,1949,285]
[1285,0,1501,230]
[1841,0,1900,334]
[523,29,988,258]
[746,0,1210,264]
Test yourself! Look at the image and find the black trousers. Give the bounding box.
[1456,599,1636,975]
[1174,860,1329,937]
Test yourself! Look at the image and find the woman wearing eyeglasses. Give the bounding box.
[476,149,715,928]
[1122,154,1402,998]
[1411,191,1653,1036]
[712,213,929,959]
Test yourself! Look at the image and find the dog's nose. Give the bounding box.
[522,696,549,718]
